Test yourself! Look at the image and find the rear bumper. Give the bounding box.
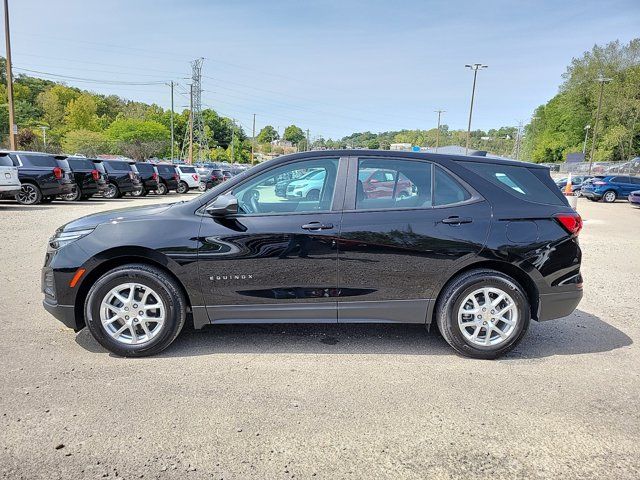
[0,185,21,195]
[537,289,583,321]
[580,190,601,199]
[43,299,79,330]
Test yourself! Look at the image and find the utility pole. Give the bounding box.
[434,110,445,152]
[306,129,310,151]
[588,76,612,174]
[4,0,16,150]
[582,124,591,156]
[40,126,48,150]
[251,113,256,165]
[169,81,174,162]
[188,83,193,164]
[515,120,524,160]
[230,119,235,162]
[464,63,487,155]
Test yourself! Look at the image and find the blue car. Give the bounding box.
[580,175,640,203]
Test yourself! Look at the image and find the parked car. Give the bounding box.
[555,176,586,196]
[0,151,75,205]
[60,157,108,201]
[131,162,160,197]
[359,168,414,200]
[580,175,640,202]
[282,169,327,200]
[154,163,179,194]
[0,152,21,199]
[175,165,200,194]
[222,170,233,181]
[42,150,582,359]
[202,168,226,190]
[629,190,640,207]
[95,160,141,199]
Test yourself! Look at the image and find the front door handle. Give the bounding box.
[441,216,473,225]
[301,222,334,231]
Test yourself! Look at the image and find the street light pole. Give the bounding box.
[465,63,487,155]
[169,81,174,161]
[434,110,445,152]
[588,76,612,174]
[3,0,16,150]
[582,124,591,156]
[40,126,48,150]
[251,113,256,165]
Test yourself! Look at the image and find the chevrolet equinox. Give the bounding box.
[42,150,583,359]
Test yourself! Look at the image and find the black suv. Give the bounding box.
[131,162,160,197]
[95,159,141,199]
[42,151,583,359]
[154,163,179,194]
[0,151,75,205]
[61,157,108,201]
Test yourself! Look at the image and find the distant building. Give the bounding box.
[271,139,293,148]
[390,143,412,151]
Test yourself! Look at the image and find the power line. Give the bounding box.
[13,67,166,85]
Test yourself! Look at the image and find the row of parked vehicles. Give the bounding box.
[554,174,640,206]
[0,151,234,205]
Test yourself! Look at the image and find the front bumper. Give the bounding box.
[629,194,640,206]
[537,289,583,321]
[43,299,79,330]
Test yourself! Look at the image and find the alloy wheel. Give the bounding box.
[457,287,518,347]
[100,282,166,345]
[177,181,188,194]
[104,184,117,199]
[17,184,39,205]
[604,191,616,203]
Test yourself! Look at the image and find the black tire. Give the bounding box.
[177,181,189,194]
[15,183,43,205]
[84,263,187,357]
[601,190,617,203]
[61,186,82,202]
[103,183,121,199]
[435,269,531,360]
[306,189,320,201]
[157,182,168,195]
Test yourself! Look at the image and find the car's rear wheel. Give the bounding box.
[60,186,82,202]
[436,269,530,359]
[130,187,146,197]
[103,183,120,199]
[177,181,189,194]
[16,183,42,205]
[84,264,187,357]
[157,182,168,195]
[602,190,616,203]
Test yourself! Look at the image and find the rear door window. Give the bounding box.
[156,165,175,174]
[434,167,472,206]
[0,154,13,167]
[136,163,155,174]
[462,162,564,206]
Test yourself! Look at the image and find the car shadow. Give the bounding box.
[74,309,632,360]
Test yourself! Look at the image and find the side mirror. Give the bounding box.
[205,194,238,216]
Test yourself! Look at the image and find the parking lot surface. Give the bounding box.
[1,194,639,479]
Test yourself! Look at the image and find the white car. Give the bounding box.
[175,165,200,194]
[0,154,21,198]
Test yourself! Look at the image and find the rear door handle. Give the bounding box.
[301,222,334,231]
[441,216,473,225]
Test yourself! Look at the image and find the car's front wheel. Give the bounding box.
[177,181,189,194]
[436,269,530,359]
[84,264,187,357]
[16,183,43,205]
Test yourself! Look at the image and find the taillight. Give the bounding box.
[593,181,606,185]
[174,173,179,181]
[152,172,158,181]
[53,167,63,180]
[91,169,99,181]
[192,174,199,181]
[555,213,582,236]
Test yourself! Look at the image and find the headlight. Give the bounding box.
[295,183,308,189]
[48,228,94,250]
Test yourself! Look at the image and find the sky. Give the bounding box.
[5,0,640,140]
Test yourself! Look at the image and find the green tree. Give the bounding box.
[257,125,279,144]
[283,124,305,144]
[106,118,170,160]
[62,129,110,157]
[65,93,99,131]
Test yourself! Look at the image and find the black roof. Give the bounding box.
[265,149,549,170]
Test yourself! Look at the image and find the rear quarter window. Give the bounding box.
[156,165,175,174]
[136,163,155,174]
[20,154,58,168]
[0,155,13,167]
[179,166,196,173]
[105,161,131,172]
[462,161,564,206]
